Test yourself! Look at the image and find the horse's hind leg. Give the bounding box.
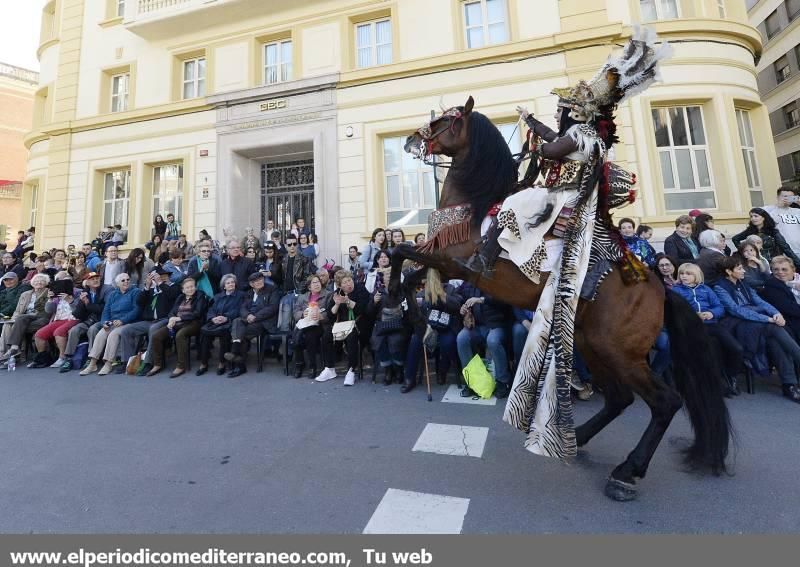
[604,363,682,501]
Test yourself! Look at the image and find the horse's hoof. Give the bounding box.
[604,477,638,502]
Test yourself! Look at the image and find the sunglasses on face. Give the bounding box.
[286,243,298,247]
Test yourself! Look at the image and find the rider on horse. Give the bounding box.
[462,27,670,284]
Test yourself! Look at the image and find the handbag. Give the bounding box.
[427,309,451,331]
[462,308,475,330]
[376,306,404,336]
[332,308,356,342]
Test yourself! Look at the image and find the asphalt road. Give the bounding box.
[0,361,797,534]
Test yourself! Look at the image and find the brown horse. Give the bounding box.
[388,96,731,501]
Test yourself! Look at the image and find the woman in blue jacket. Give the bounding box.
[713,256,800,404]
[673,263,743,395]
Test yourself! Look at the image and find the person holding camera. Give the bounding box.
[315,271,367,386]
[119,266,182,376]
[29,275,80,368]
[764,187,800,257]
[188,242,221,299]
[79,273,141,375]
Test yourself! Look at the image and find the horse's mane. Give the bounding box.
[447,111,518,222]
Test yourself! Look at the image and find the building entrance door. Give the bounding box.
[261,159,314,237]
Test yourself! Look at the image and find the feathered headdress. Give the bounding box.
[552,26,672,123]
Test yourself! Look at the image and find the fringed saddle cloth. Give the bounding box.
[417,204,473,255]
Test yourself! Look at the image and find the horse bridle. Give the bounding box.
[414,108,464,165]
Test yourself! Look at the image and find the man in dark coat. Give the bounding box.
[59,273,110,372]
[280,235,313,295]
[225,272,281,377]
[220,241,257,291]
[760,256,800,342]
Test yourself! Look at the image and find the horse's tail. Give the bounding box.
[663,289,732,475]
[424,268,446,305]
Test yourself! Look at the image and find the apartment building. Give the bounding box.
[750,0,800,191]
[25,0,771,254]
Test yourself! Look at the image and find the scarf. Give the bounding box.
[194,257,214,299]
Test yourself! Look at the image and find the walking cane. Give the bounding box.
[423,345,432,402]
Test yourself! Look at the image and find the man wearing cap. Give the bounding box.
[0,272,30,318]
[118,266,181,376]
[58,272,110,372]
[223,272,281,377]
[220,240,257,292]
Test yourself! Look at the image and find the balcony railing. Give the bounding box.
[137,0,192,14]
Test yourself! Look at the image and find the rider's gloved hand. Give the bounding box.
[516,105,530,119]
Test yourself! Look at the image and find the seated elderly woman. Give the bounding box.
[197,274,244,376]
[147,277,209,378]
[0,273,51,363]
[696,229,728,287]
[80,273,142,376]
[315,271,368,386]
[713,255,800,404]
[292,274,332,378]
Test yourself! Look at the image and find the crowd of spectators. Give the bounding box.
[3,187,800,406]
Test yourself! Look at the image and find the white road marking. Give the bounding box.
[363,488,470,534]
[412,423,488,458]
[441,384,497,405]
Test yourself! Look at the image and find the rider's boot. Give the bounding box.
[457,220,503,279]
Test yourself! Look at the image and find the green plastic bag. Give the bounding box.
[463,354,496,399]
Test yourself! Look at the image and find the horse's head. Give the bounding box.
[404,96,474,160]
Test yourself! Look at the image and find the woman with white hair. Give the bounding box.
[696,229,728,286]
[80,272,142,376]
[0,273,51,364]
[196,274,244,376]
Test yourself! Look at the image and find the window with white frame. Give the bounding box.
[640,0,679,22]
[784,100,800,129]
[110,73,129,113]
[651,106,716,211]
[736,109,763,207]
[153,164,184,222]
[116,0,125,17]
[463,0,509,49]
[103,170,131,228]
[383,136,437,227]
[29,185,38,228]
[182,57,206,100]
[775,55,791,84]
[356,19,392,68]
[264,40,292,85]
